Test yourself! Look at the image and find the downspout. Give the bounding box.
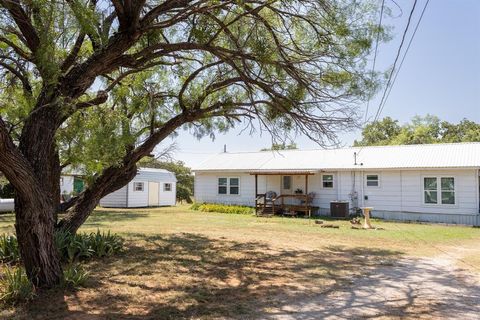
[126,182,129,208]
[400,170,403,214]
[361,169,365,208]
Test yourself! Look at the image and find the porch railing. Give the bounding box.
[255,193,314,217]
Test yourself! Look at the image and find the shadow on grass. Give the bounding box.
[0,212,15,223]
[81,210,150,228]
[10,233,480,319]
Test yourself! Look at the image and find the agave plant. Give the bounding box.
[62,264,89,288]
[0,234,20,263]
[0,266,35,304]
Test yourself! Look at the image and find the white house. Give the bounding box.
[100,168,177,208]
[192,142,480,226]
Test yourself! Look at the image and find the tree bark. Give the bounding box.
[14,195,62,287]
[0,115,63,287]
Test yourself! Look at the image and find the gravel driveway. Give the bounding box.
[268,252,480,319]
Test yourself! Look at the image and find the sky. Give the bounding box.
[162,0,480,167]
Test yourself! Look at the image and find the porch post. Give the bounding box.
[255,174,258,214]
[305,174,308,195]
[305,174,310,218]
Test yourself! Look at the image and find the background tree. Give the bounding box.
[260,142,298,151]
[0,0,386,287]
[0,172,14,198]
[139,157,194,204]
[353,117,401,146]
[354,115,480,146]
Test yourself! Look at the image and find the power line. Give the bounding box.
[357,0,426,158]
[372,0,420,122]
[364,0,386,124]
[377,0,430,119]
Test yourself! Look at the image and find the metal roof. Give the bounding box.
[192,142,480,172]
[137,168,177,181]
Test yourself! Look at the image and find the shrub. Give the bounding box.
[0,266,35,304]
[190,202,201,210]
[0,230,124,264]
[191,203,254,215]
[62,264,89,288]
[55,230,123,262]
[88,230,123,258]
[0,235,19,263]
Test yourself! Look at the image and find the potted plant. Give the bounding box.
[294,188,303,195]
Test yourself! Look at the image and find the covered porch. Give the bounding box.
[251,170,319,217]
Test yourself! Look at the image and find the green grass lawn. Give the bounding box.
[1,206,480,319]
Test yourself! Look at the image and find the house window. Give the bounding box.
[322,174,333,188]
[218,177,240,195]
[60,177,64,186]
[441,177,455,204]
[218,178,228,194]
[424,177,437,204]
[282,176,292,190]
[366,174,379,187]
[164,183,172,192]
[424,177,455,205]
[133,182,144,191]
[229,178,239,195]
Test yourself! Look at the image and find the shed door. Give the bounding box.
[148,182,159,206]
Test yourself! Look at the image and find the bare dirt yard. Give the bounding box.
[1,206,479,319]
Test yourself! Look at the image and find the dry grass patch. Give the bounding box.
[1,206,480,319]
[6,233,400,319]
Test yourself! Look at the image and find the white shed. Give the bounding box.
[100,168,177,208]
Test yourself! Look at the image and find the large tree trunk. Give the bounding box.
[13,104,63,287]
[14,194,62,287]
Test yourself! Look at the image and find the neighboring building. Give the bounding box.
[192,142,480,226]
[60,173,86,196]
[100,168,177,208]
[0,199,14,213]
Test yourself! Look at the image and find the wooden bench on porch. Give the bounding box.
[252,170,318,218]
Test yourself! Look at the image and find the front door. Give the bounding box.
[148,182,159,206]
[73,177,85,194]
[281,176,293,195]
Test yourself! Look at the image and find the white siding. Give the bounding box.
[395,169,477,215]
[99,186,128,208]
[127,180,149,207]
[60,176,74,195]
[100,168,177,208]
[194,172,339,211]
[160,182,176,206]
[194,169,480,224]
[336,169,479,217]
[194,172,255,205]
[314,173,339,214]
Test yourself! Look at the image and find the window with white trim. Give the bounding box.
[322,174,333,188]
[423,177,455,205]
[164,183,172,191]
[366,174,379,187]
[218,177,240,195]
[133,182,144,191]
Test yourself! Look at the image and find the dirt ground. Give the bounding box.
[268,253,480,319]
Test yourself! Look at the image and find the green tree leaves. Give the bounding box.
[354,115,480,146]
